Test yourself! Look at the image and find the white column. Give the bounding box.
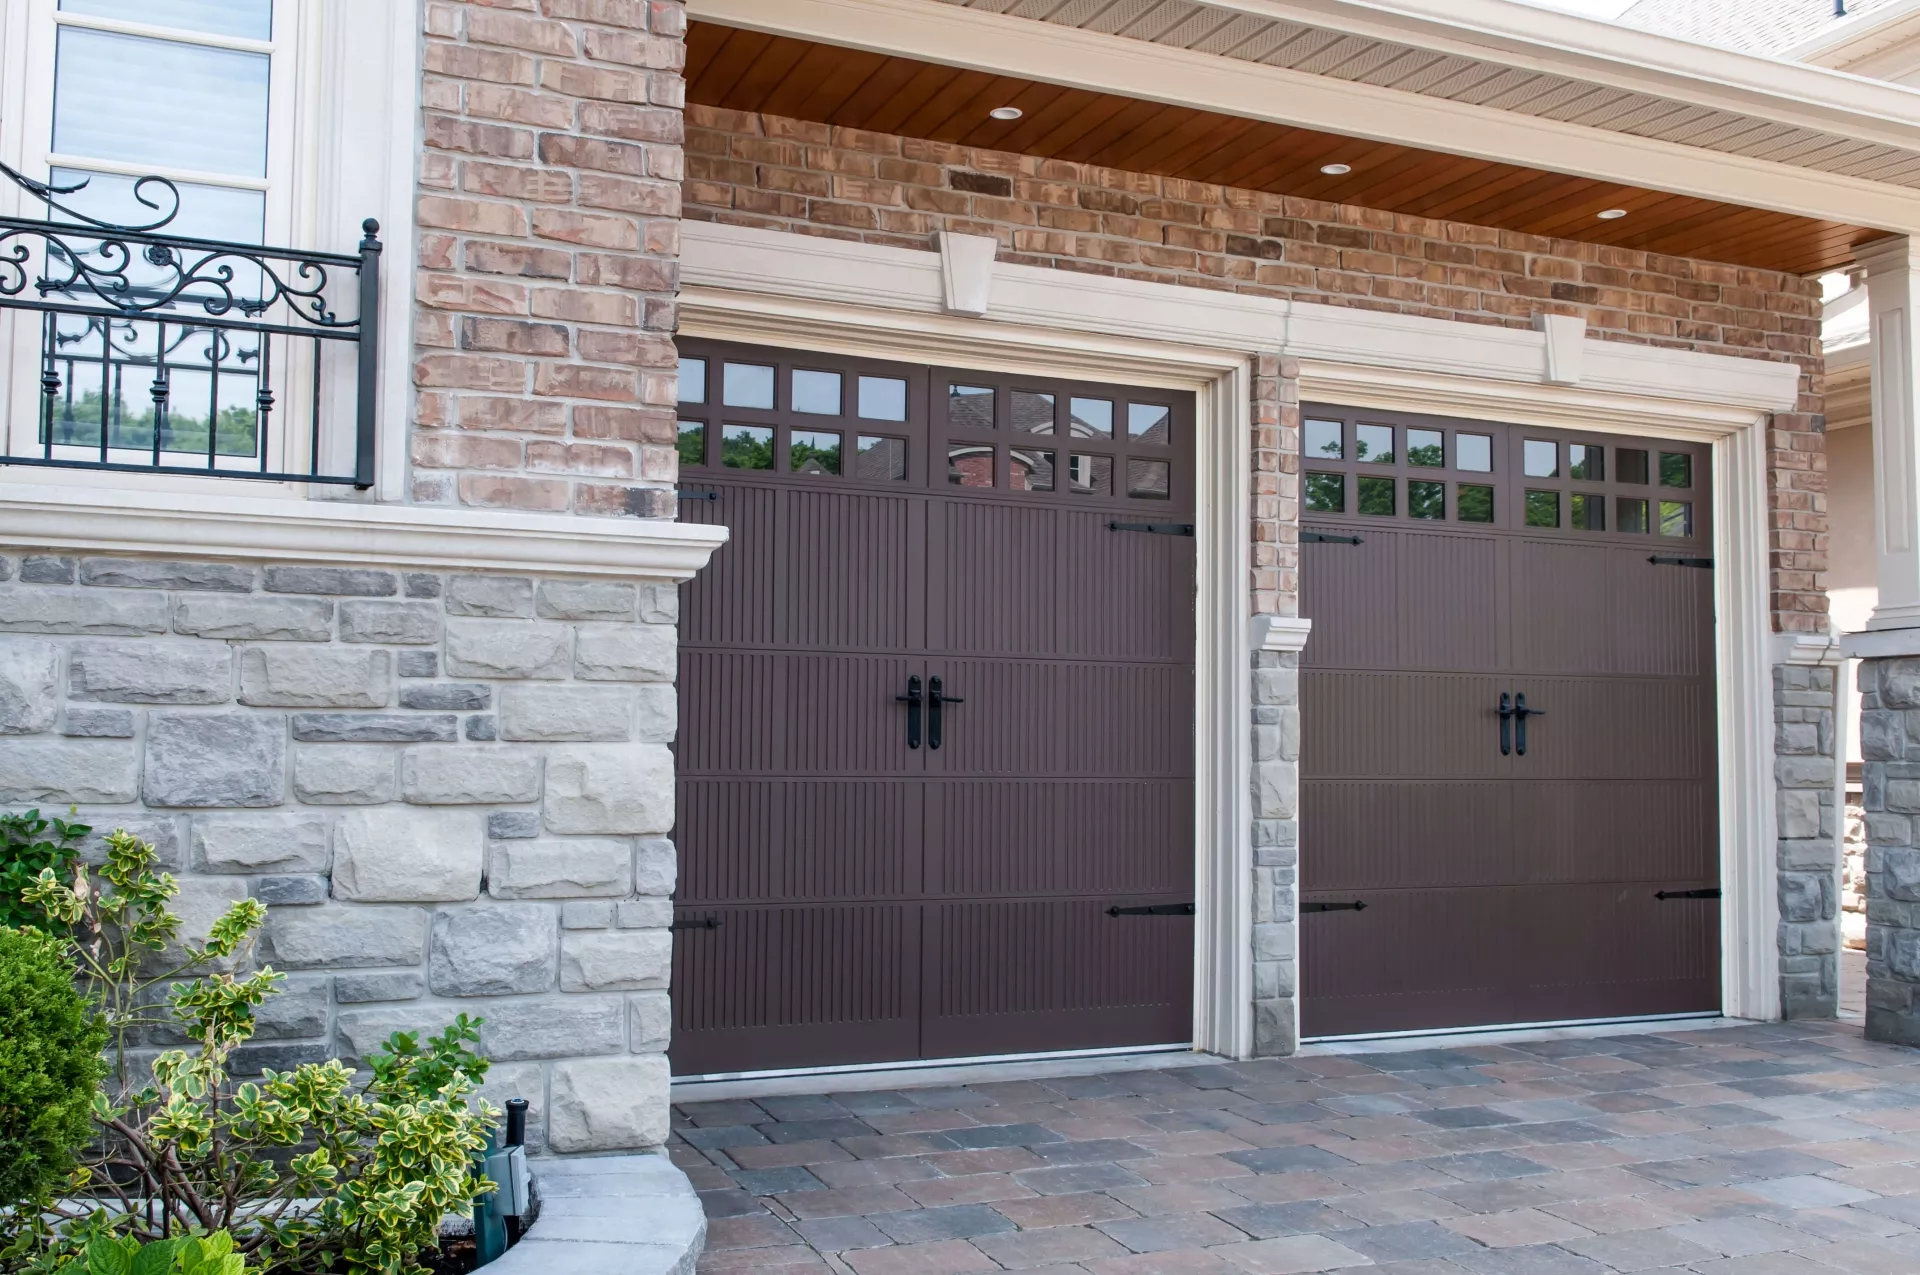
[1864,237,1920,631]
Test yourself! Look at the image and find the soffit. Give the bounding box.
[689,23,1884,273]
[938,0,1920,190]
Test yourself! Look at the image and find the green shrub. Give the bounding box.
[82,1230,248,1275]
[0,809,87,931]
[0,926,107,1207]
[2,831,495,1275]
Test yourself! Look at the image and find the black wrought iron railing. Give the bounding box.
[0,163,379,487]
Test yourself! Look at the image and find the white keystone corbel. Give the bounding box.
[1534,312,1587,386]
[938,230,998,317]
[1251,615,1312,654]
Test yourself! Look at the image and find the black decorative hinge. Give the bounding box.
[1107,902,1197,917]
[671,913,723,931]
[1654,888,1722,901]
[1304,531,1363,545]
[1109,521,1194,536]
[678,488,720,501]
[1649,555,1711,569]
[1302,901,1368,913]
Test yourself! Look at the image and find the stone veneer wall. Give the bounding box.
[0,553,680,1152]
[687,107,1836,1047]
[1777,662,1841,1018]
[1860,656,1920,1042]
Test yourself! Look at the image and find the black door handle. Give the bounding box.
[896,674,922,749]
[929,675,964,750]
[1514,693,1545,756]
[1498,692,1513,756]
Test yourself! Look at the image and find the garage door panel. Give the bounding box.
[1613,551,1715,678]
[1515,677,1716,781]
[678,652,921,774]
[1399,529,1501,672]
[1301,883,1720,1038]
[670,903,921,1074]
[921,898,1192,1057]
[677,779,922,903]
[1303,780,1512,892]
[1302,535,1399,670]
[1303,672,1507,780]
[932,500,1059,656]
[1512,539,1616,676]
[782,486,921,651]
[925,779,1189,897]
[1062,662,1194,778]
[1509,779,1719,886]
[928,658,1065,776]
[1065,511,1196,662]
[678,482,779,648]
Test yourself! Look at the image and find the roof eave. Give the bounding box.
[1181,0,1920,151]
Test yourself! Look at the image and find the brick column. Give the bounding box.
[415,0,684,518]
[1249,356,1302,1056]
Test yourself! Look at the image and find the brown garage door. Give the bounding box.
[670,339,1197,1075]
[1299,406,1720,1038]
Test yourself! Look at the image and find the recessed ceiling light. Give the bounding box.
[1597,208,1628,220]
[1319,163,1352,175]
[989,106,1023,121]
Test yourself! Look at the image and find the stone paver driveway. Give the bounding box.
[671,1020,1920,1274]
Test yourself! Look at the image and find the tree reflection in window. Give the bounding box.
[722,424,773,470]
[790,430,841,475]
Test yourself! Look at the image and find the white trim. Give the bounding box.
[1303,1012,1745,1052]
[680,222,1790,1041]
[50,10,276,53]
[1718,417,1780,1023]
[937,231,996,318]
[1254,616,1313,654]
[1784,0,1920,70]
[1305,1010,1726,1046]
[672,1046,1218,1102]
[1190,0,1920,142]
[297,0,419,502]
[1535,314,1586,387]
[685,223,1805,417]
[693,0,1920,236]
[0,483,729,581]
[1842,627,1920,659]
[675,1042,1194,1086]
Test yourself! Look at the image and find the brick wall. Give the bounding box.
[683,105,1830,634]
[412,0,685,519]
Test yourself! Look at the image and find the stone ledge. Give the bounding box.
[0,484,727,582]
[490,1153,704,1275]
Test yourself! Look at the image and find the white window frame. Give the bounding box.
[0,0,417,500]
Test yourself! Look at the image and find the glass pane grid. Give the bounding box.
[1297,413,1704,542]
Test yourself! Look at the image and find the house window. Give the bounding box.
[53,5,271,232]
[3,0,322,481]
[45,1,285,244]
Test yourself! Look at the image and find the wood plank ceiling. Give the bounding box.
[688,21,1888,275]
